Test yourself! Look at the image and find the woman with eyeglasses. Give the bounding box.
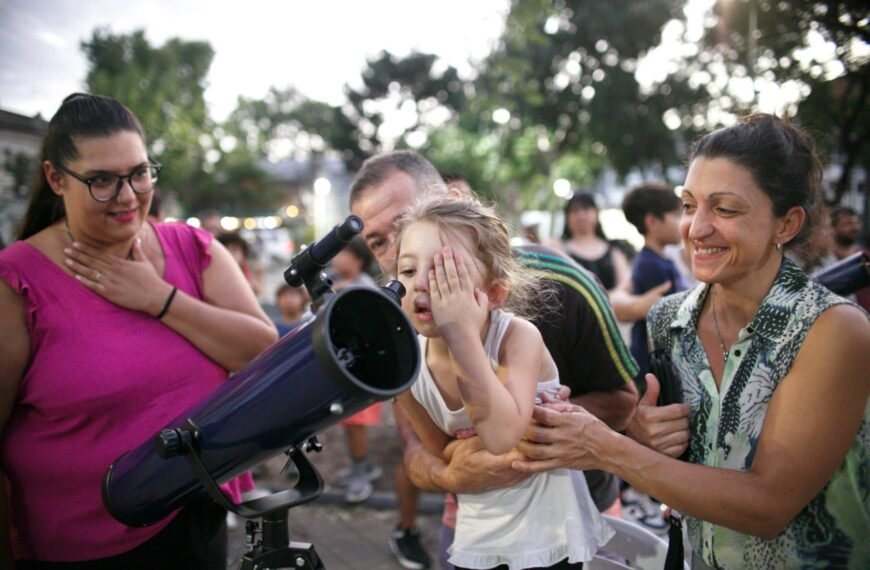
[0,93,278,568]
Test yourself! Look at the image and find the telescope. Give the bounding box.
[102,215,419,568]
[811,250,869,297]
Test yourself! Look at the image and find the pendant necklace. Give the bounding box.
[63,218,76,245]
[64,218,134,260]
[710,287,729,362]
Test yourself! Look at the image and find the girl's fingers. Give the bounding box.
[453,250,472,291]
[428,268,440,300]
[432,252,449,296]
[441,247,462,293]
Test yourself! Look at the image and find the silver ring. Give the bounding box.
[95,271,101,281]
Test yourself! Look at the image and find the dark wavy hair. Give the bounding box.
[689,113,823,247]
[17,93,146,240]
[561,191,607,240]
[622,182,680,235]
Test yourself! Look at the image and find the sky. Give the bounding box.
[0,0,510,122]
[2,0,854,133]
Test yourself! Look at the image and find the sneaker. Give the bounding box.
[389,526,432,569]
[344,472,374,503]
[622,489,669,534]
[619,486,647,506]
[332,462,383,488]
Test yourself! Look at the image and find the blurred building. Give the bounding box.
[260,156,353,240]
[0,108,48,245]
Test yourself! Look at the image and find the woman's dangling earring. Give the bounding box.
[775,242,782,253]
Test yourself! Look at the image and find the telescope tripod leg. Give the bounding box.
[240,509,325,569]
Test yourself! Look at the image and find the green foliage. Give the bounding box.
[77,1,867,217]
[339,50,467,167]
[468,0,689,197]
[3,150,37,197]
[222,87,332,159]
[693,0,869,203]
[707,0,868,76]
[81,29,286,214]
[189,149,272,213]
[82,29,214,205]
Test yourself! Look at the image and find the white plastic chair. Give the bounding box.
[592,514,689,570]
[587,554,633,569]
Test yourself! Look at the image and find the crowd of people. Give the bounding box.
[0,92,867,570]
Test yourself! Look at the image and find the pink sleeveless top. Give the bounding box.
[0,222,254,561]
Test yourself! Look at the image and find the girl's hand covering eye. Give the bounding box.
[429,247,489,342]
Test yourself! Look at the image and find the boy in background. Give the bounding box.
[274,284,311,336]
[327,238,385,504]
[618,182,685,533]
[622,183,685,377]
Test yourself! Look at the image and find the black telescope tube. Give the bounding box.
[811,251,869,297]
[102,286,419,527]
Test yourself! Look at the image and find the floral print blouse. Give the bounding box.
[648,259,869,569]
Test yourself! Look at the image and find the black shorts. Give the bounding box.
[455,559,583,570]
[17,499,227,570]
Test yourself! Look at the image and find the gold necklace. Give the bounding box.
[63,218,75,245]
[63,218,135,260]
[710,287,729,362]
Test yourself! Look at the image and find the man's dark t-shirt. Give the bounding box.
[514,244,638,510]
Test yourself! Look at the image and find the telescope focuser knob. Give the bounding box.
[303,436,323,453]
[155,429,182,459]
[155,425,198,459]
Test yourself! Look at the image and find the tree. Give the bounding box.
[188,149,272,213]
[684,0,869,203]
[448,0,694,212]
[222,51,468,175]
[3,150,37,198]
[335,50,467,169]
[81,29,216,209]
[223,87,323,160]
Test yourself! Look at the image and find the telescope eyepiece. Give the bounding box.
[380,280,406,306]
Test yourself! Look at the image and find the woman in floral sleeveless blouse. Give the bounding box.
[513,114,869,570]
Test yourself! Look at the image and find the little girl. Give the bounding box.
[394,196,612,570]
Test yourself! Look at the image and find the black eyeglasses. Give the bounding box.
[55,162,161,202]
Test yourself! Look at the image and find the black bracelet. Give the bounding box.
[156,287,177,320]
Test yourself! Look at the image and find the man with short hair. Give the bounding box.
[350,150,639,569]
[831,206,863,260]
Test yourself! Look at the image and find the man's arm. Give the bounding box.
[396,405,448,492]
[395,404,528,494]
[609,281,673,323]
[572,380,637,432]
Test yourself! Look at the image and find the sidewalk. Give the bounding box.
[226,401,446,569]
[226,499,443,569]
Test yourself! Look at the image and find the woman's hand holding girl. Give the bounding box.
[513,403,613,473]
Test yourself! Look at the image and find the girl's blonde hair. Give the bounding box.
[395,195,543,319]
